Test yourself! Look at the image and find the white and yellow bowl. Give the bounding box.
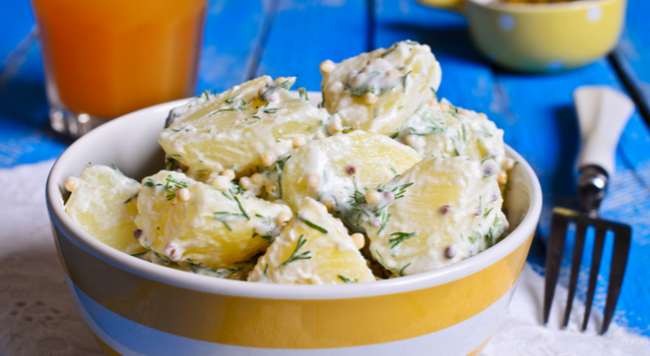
[418,0,626,72]
[46,98,542,356]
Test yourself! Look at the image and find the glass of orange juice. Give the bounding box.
[31,0,207,137]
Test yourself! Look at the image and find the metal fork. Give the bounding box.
[543,86,634,335]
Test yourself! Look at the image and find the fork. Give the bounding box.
[543,86,634,335]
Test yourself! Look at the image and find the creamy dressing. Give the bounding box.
[321,40,442,135]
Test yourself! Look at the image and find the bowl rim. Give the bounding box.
[46,98,543,300]
[469,0,622,13]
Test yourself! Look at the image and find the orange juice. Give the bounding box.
[32,0,206,119]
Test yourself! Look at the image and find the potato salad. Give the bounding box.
[64,41,516,284]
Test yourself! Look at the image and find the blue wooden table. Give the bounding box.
[1,0,649,337]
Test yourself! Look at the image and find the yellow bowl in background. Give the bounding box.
[418,0,626,72]
[46,97,542,355]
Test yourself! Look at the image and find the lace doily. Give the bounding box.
[0,160,648,355]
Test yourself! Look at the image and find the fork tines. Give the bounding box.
[543,207,631,335]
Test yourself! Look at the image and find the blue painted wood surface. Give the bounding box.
[1,0,649,337]
[613,0,650,125]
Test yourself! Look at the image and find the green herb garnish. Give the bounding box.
[124,193,138,204]
[402,71,412,93]
[298,216,329,234]
[230,190,250,220]
[208,108,235,117]
[279,235,311,268]
[298,87,309,101]
[430,87,439,101]
[388,231,418,249]
[260,78,295,100]
[338,275,358,283]
[399,262,412,277]
[263,107,284,114]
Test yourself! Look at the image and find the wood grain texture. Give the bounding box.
[374,0,650,336]
[255,0,369,91]
[612,0,650,127]
[196,0,271,94]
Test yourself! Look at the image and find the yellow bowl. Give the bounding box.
[418,0,626,72]
[46,98,542,355]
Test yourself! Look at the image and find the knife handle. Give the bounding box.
[574,86,635,178]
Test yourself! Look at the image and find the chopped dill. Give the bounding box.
[298,87,309,101]
[111,164,124,176]
[230,190,250,220]
[388,231,418,249]
[402,71,412,93]
[483,207,494,218]
[123,193,138,204]
[145,245,170,265]
[208,108,235,117]
[263,107,284,114]
[430,87,439,101]
[338,275,358,283]
[260,78,295,100]
[298,217,329,234]
[279,235,311,268]
[399,262,412,277]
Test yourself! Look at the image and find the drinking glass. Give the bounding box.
[31,0,207,137]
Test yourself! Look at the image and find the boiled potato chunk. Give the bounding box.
[135,170,291,269]
[248,197,375,284]
[159,76,327,179]
[365,156,508,276]
[320,40,442,136]
[64,164,144,254]
[281,130,421,230]
[396,99,512,172]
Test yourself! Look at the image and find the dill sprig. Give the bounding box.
[273,155,291,199]
[230,189,250,220]
[208,108,235,117]
[483,207,494,218]
[402,71,411,93]
[377,212,393,235]
[338,275,358,284]
[111,164,124,176]
[468,231,481,244]
[298,87,309,101]
[381,44,397,58]
[252,232,274,243]
[399,262,412,277]
[263,107,284,114]
[213,211,243,231]
[123,193,138,204]
[388,231,418,249]
[430,87,439,101]
[375,249,399,276]
[145,245,170,265]
[279,235,311,268]
[164,175,189,201]
[298,216,329,234]
[392,182,414,200]
[259,78,295,100]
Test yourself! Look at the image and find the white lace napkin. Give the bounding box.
[0,160,648,355]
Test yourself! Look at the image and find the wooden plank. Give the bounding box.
[612,0,650,127]
[0,0,65,168]
[255,0,369,91]
[374,0,650,335]
[196,0,270,94]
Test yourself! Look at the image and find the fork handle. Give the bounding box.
[574,86,635,178]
